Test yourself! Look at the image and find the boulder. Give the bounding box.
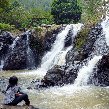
[43,27,62,52]
[40,65,65,87]
[40,65,78,87]
[0,105,39,109]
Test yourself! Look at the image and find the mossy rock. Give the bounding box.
[75,24,91,49]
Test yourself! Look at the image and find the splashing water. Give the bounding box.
[56,46,72,66]
[101,15,109,46]
[40,25,73,71]
[21,23,83,76]
[26,31,35,69]
[0,60,4,70]
[74,56,102,86]
[10,37,19,50]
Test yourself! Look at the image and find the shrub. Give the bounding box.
[0,23,15,31]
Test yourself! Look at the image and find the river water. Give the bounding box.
[0,16,109,109]
[0,70,109,109]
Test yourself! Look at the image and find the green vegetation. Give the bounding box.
[0,0,53,30]
[75,0,105,50]
[75,25,90,49]
[51,0,82,24]
[78,0,103,25]
[0,0,9,12]
[0,23,15,31]
[0,0,106,31]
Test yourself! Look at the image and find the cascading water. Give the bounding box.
[0,37,20,70]
[26,31,35,69]
[73,15,109,86]
[10,37,19,50]
[0,60,4,70]
[40,25,72,71]
[33,23,83,76]
[101,16,109,46]
[56,46,72,66]
[74,56,102,86]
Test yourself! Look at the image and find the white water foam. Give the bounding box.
[0,60,4,70]
[10,37,19,50]
[74,56,102,86]
[56,46,72,66]
[40,25,73,71]
[20,23,83,77]
[101,15,109,46]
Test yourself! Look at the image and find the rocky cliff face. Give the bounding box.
[40,23,109,87]
[0,32,14,60]
[0,27,61,70]
[2,31,43,70]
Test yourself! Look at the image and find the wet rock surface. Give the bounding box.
[0,105,39,109]
[40,23,109,87]
[89,54,109,86]
[1,31,44,70]
[0,31,14,59]
[0,26,62,70]
[43,27,62,52]
[40,65,78,87]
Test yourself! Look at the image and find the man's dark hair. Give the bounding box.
[9,76,18,86]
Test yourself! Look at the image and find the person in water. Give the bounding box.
[3,76,30,106]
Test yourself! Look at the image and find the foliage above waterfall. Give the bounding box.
[10,0,53,11]
[78,0,104,24]
[51,0,82,24]
[0,0,9,13]
[0,0,108,30]
[0,0,53,29]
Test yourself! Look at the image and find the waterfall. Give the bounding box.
[74,15,109,86]
[32,23,83,76]
[20,24,83,76]
[0,37,20,70]
[26,31,35,69]
[74,56,102,86]
[10,37,19,50]
[0,60,4,70]
[101,16,109,46]
[40,25,72,71]
[41,24,83,70]
[56,46,72,66]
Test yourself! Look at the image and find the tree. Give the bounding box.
[51,0,82,24]
[78,0,103,24]
[0,0,9,13]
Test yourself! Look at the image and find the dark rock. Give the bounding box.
[43,27,62,52]
[0,31,14,59]
[3,31,44,70]
[40,65,78,87]
[0,104,39,109]
[64,29,73,48]
[29,32,44,68]
[40,65,65,87]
